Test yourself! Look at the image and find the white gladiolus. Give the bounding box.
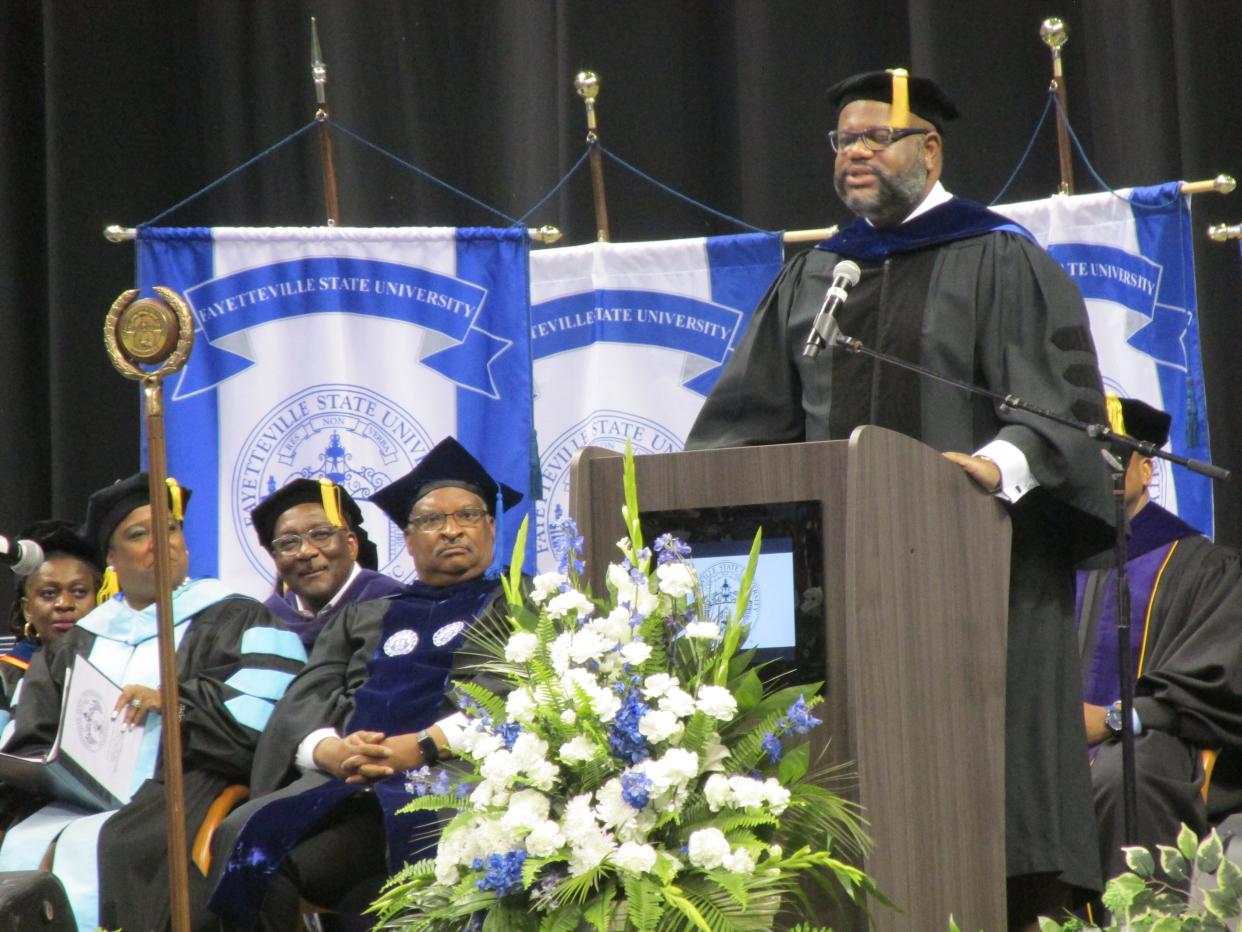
[504,631,539,663]
[530,572,567,604]
[607,562,634,592]
[687,828,731,869]
[569,628,611,664]
[612,842,658,874]
[684,620,722,640]
[695,685,738,721]
[655,562,696,598]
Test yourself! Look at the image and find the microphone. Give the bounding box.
[802,259,862,358]
[0,536,46,575]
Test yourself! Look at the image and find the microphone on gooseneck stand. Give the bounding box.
[802,259,862,358]
[0,536,45,575]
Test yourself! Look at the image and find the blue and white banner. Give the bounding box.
[138,227,533,596]
[997,183,1213,536]
[529,233,783,569]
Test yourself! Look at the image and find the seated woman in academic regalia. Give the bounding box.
[0,520,102,730]
[0,472,306,932]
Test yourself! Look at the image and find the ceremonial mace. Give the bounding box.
[575,71,611,242]
[104,288,196,932]
[1041,18,1075,195]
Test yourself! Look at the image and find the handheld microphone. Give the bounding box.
[802,259,862,359]
[0,536,46,576]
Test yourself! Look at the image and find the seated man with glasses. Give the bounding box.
[207,436,523,932]
[251,477,404,650]
[688,68,1114,930]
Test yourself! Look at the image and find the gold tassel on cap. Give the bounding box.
[318,477,344,528]
[1105,393,1127,436]
[887,67,910,128]
[166,476,185,523]
[97,566,120,604]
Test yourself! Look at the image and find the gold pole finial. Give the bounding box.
[311,17,327,107]
[574,70,611,242]
[1040,18,1069,53]
[1040,18,1074,195]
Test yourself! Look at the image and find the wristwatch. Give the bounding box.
[1104,701,1125,737]
[416,729,440,765]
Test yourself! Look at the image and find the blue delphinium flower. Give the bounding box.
[497,721,523,750]
[608,689,651,765]
[552,516,586,576]
[620,770,653,809]
[783,695,823,735]
[653,533,692,565]
[476,850,528,896]
[761,732,783,763]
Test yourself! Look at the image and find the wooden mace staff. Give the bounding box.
[103,287,196,932]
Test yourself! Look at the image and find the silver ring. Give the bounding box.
[129,698,142,709]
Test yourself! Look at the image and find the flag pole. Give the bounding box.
[1041,18,1075,195]
[575,71,611,242]
[103,288,196,932]
[311,18,341,225]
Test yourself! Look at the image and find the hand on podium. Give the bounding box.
[942,451,1002,494]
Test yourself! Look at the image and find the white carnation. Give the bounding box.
[525,759,560,791]
[641,673,678,700]
[695,685,738,721]
[568,827,616,876]
[569,628,611,664]
[723,847,756,874]
[703,773,732,811]
[594,779,635,829]
[728,774,768,809]
[457,726,503,760]
[510,732,551,769]
[683,620,722,640]
[504,631,539,663]
[638,708,683,744]
[559,734,597,763]
[612,842,658,874]
[505,688,537,723]
[549,630,574,674]
[501,789,552,831]
[619,640,652,666]
[547,589,595,621]
[763,778,792,815]
[607,562,634,592]
[658,685,696,718]
[687,828,731,869]
[530,571,566,603]
[654,748,699,788]
[524,819,566,857]
[656,562,696,598]
[561,793,599,837]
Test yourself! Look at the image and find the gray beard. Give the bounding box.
[835,160,930,228]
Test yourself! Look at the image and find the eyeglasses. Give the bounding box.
[408,507,488,534]
[271,524,343,556]
[828,126,930,153]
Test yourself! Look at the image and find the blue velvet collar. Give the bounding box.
[816,197,1033,262]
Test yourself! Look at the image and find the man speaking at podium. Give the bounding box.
[687,69,1113,929]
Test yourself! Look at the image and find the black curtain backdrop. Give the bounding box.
[2,1,1240,609]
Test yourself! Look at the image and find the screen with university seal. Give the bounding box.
[640,500,824,685]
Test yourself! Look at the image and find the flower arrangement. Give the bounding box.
[373,449,876,931]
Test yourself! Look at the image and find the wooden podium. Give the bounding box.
[568,427,1012,931]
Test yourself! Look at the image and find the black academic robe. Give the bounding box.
[4,592,305,932]
[688,199,1115,893]
[208,574,513,925]
[1078,504,1242,879]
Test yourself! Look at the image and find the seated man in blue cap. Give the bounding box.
[208,436,523,931]
[1077,397,1242,885]
[0,472,306,932]
[250,477,404,650]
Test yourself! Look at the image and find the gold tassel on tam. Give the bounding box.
[166,476,185,522]
[887,67,910,127]
[97,566,120,604]
[318,477,344,528]
[1105,393,1127,436]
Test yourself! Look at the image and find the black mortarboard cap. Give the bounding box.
[82,472,192,556]
[826,69,960,133]
[1115,397,1172,448]
[370,436,522,530]
[16,519,102,572]
[250,477,380,571]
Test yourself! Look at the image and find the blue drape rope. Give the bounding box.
[514,147,592,226]
[598,144,771,234]
[988,92,1055,207]
[138,120,320,227]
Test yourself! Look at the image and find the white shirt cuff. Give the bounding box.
[295,727,340,772]
[974,439,1039,503]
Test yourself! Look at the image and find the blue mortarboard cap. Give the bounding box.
[370,436,523,530]
[82,472,193,556]
[250,477,380,571]
[826,69,959,133]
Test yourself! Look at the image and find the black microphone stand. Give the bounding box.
[819,328,1230,847]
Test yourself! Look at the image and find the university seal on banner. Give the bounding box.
[231,383,435,582]
[536,409,681,569]
[75,689,108,752]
